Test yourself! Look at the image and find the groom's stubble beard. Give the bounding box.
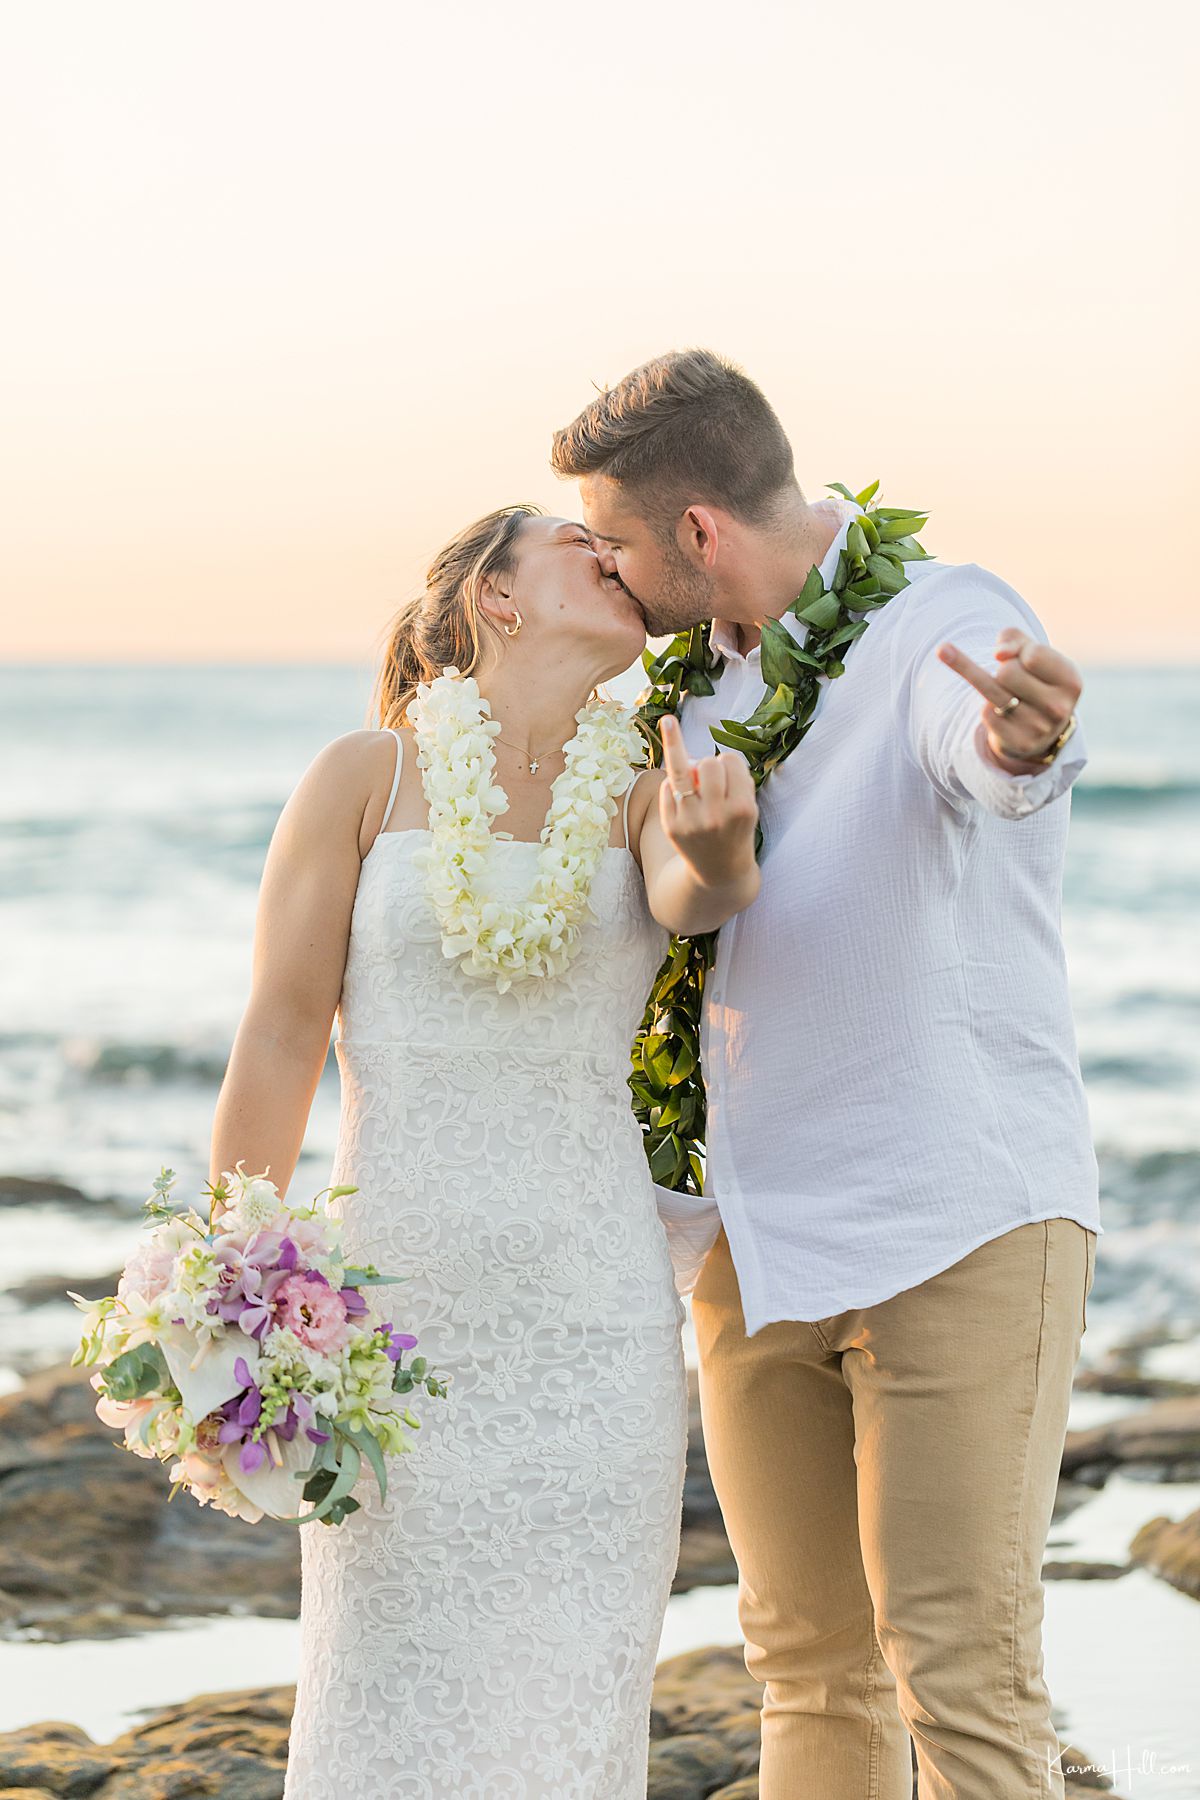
[631,537,718,639]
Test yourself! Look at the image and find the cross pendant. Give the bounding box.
[529,758,540,774]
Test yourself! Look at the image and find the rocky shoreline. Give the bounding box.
[5,1350,1198,1642]
[0,1656,1129,1799]
[1,1277,1194,1794]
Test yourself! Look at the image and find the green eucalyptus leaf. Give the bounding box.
[338,1421,389,1504]
[100,1342,171,1403]
[275,1438,362,1527]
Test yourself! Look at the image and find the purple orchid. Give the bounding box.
[379,1323,419,1362]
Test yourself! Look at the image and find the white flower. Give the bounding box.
[408,669,644,990]
[219,1165,284,1232]
[159,1237,224,1339]
[158,1324,262,1421]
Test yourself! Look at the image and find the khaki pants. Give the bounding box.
[692,1217,1097,1800]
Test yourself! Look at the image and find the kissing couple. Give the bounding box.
[213,348,1101,1799]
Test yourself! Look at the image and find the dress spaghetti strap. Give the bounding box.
[378,729,404,837]
[620,770,638,851]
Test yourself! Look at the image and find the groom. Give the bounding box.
[552,350,1101,1800]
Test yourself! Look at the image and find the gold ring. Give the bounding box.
[672,786,699,801]
[992,694,1021,717]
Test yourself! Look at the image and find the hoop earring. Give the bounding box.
[502,608,523,638]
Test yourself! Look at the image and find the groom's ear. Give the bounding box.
[677,505,721,572]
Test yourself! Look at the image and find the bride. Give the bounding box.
[209,504,759,1798]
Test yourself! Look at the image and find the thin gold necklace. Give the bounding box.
[493,736,567,777]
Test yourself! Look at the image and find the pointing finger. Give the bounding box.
[936,641,1013,710]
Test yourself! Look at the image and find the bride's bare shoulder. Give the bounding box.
[280,729,406,854]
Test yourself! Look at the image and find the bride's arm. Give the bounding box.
[208,731,385,1198]
[632,716,761,938]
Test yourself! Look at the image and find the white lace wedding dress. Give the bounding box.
[283,733,691,1799]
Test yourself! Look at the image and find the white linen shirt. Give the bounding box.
[678,498,1102,1335]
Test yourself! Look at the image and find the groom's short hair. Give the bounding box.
[550,348,796,530]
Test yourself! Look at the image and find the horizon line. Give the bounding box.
[1,657,1197,675]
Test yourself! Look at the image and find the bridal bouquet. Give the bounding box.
[69,1164,448,1527]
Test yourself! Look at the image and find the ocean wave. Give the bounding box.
[1098,1148,1200,1220]
[62,1038,233,1085]
[1074,780,1200,809]
[1082,1051,1196,1087]
[50,1035,339,1087]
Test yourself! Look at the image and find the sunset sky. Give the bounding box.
[2,0,1195,665]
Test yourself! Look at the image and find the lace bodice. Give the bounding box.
[338,829,667,1071]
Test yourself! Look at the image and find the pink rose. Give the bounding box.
[286,1216,334,1260]
[273,1271,352,1354]
[179,1451,225,1490]
[118,1236,180,1302]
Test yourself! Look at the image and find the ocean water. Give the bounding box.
[0,663,1197,1382]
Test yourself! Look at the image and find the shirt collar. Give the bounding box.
[710,496,861,666]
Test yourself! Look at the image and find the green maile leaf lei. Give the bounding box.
[630,481,933,1193]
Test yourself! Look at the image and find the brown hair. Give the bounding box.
[370,505,541,728]
[550,348,796,530]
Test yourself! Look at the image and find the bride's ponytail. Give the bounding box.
[370,505,541,728]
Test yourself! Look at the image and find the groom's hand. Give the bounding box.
[659,715,758,888]
[936,629,1082,773]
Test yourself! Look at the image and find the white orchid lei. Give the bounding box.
[409,667,645,992]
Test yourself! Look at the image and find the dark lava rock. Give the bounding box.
[0,1362,731,1638]
[1042,1559,1132,1580]
[0,1176,93,1211]
[0,1687,291,1798]
[8,1271,125,1309]
[0,1362,301,1642]
[676,1373,738,1591]
[1062,1396,1200,1485]
[1129,1507,1200,1600]
[1074,1368,1199,1401]
[0,1175,127,1218]
[0,1660,1130,1798]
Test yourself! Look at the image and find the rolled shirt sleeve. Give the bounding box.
[895,563,1088,819]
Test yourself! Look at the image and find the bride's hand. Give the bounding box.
[658,715,759,891]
